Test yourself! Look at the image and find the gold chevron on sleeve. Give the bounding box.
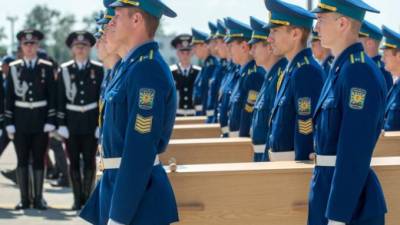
[134,114,153,134]
[298,119,313,135]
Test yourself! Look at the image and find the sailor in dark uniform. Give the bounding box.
[5,29,56,210]
[170,34,201,116]
[57,31,104,210]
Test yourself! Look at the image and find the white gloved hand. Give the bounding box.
[43,124,56,132]
[6,125,15,140]
[95,127,100,139]
[107,219,124,225]
[57,126,70,139]
[328,220,346,225]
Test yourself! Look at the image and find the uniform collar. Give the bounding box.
[239,59,256,74]
[270,58,288,75]
[372,54,382,62]
[122,40,158,64]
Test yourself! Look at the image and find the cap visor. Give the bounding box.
[311,7,330,13]
[109,1,127,8]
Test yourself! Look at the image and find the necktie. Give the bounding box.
[183,69,188,77]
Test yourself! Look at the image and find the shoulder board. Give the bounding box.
[192,65,202,71]
[296,56,311,68]
[170,64,178,71]
[38,59,53,67]
[9,59,23,67]
[61,60,74,68]
[139,50,155,62]
[349,52,366,64]
[90,60,103,67]
[247,65,257,75]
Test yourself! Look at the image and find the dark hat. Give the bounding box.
[109,0,177,18]
[248,16,270,45]
[171,34,192,51]
[359,20,383,41]
[224,17,253,43]
[2,56,15,65]
[191,28,209,45]
[381,26,400,50]
[17,29,44,42]
[215,19,227,39]
[66,31,96,48]
[208,22,218,40]
[311,0,379,22]
[265,0,315,29]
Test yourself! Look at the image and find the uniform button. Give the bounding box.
[28,91,32,94]
[184,97,188,100]
[80,81,84,85]
[81,100,85,104]
[29,83,33,86]
[184,105,188,109]
[184,88,188,92]
[81,91,85,95]
[29,98,33,102]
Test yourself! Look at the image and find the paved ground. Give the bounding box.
[0,144,88,224]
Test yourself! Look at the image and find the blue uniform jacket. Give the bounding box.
[269,48,324,160]
[192,55,218,115]
[384,79,400,131]
[308,43,387,224]
[228,60,264,137]
[372,55,393,91]
[251,58,288,161]
[80,42,179,225]
[206,58,228,123]
[218,63,240,136]
[322,55,334,78]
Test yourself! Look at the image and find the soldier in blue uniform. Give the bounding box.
[311,31,333,76]
[206,20,230,123]
[359,20,393,90]
[191,28,219,116]
[382,26,400,131]
[217,19,241,137]
[248,16,288,162]
[79,0,179,224]
[224,17,265,138]
[266,0,324,161]
[309,0,387,224]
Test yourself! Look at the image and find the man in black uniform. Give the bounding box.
[57,31,104,210]
[170,34,201,116]
[0,56,13,157]
[5,29,56,210]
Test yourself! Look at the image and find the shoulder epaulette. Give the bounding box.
[193,65,202,71]
[38,58,53,67]
[91,60,103,67]
[61,60,74,68]
[9,59,23,67]
[349,52,365,64]
[296,56,310,68]
[170,64,178,71]
[139,50,154,62]
[247,65,258,75]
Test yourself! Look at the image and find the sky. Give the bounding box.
[0,0,399,45]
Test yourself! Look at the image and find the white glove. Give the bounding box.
[44,124,56,132]
[6,125,15,140]
[95,127,100,139]
[57,126,70,139]
[107,219,124,225]
[328,220,345,225]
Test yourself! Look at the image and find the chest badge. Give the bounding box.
[349,88,367,110]
[139,88,155,110]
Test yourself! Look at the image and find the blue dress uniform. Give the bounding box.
[382,26,400,131]
[191,28,219,116]
[79,1,179,225]
[206,20,229,123]
[309,1,387,225]
[224,17,265,137]
[266,0,325,161]
[248,16,288,162]
[218,62,240,137]
[360,20,394,90]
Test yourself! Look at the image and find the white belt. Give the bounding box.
[177,109,196,115]
[221,126,229,134]
[15,100,47,109]
[229,131,239,137]
[66,102,98,113]
[315,155,336,167]
[206,110,214,116]
[102,155,160,170]
[195,105,203,111]
[268,149,295,161]
[253,144,266,154]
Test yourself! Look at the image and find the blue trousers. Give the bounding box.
[348,216,385,225]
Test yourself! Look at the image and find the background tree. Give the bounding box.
[48,14,76,63]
